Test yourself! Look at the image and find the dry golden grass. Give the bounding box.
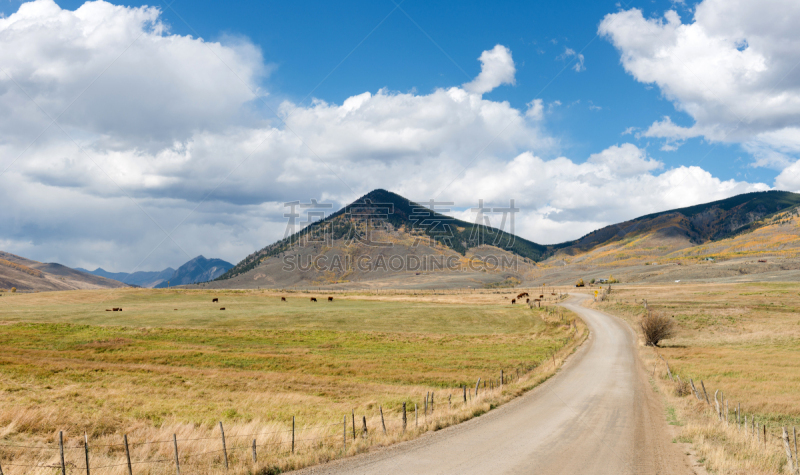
[0,287,583,474]
[596,282,800,474]
[539,211,800,270]
[0,259,43,278]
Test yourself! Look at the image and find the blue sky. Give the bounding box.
[0,0,798,270]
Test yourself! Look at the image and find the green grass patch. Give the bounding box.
[0,289,577,435]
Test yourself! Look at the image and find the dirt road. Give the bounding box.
[293,296,695,474]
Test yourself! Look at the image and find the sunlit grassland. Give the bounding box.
[0,288,581,474]
[0,288,549,333]
[597,282,800,474]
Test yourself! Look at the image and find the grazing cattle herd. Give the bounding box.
[197,295,336,307]
[510,289,560,308]
[105,289,557,314]
[503,290,559,307]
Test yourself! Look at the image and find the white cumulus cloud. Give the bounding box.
[462,44,516,95]
[0,0,267,149]
[600,0,800,177]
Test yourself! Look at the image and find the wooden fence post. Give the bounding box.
[783,427,795,474]
[431,393,434,414]
[415,404,418,427]
[59,431,66,475]
[362,416,368,438]
[292,416,295,453]
[219,422,228,470]
[700,380,710,404]
[402,403,407,433]
[714,390,721,421]
[424,392,428,416]
[737,403,741,426]
[725,399,729,425]
[723,392,726,418]
[794,427,798,472]
[501,370,504,387]
[658,354,673,381]
[84,432,91,475]
[352,411,356,440]
[475,378,481,397]
[690,379,700,400]
[463,385,466,403]
[123,434,132,475]
[764,424,767,449]
[380,406,387,435]
[343,416,347,452]
[172,434,180,475]
[253,438,257,463]
[449,394,451,408]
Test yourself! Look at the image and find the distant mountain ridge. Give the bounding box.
[550,190,800,257]
[76,267,175,288]
[79,256,232,288]
[153,256,232,288]
[214,189,800,287]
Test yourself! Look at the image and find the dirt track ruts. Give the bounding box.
[291,296,696,474]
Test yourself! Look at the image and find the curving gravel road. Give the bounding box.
[292,296,696,475]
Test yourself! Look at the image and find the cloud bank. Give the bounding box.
[0,0,771,271]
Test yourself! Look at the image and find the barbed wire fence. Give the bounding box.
[0,358,565,475]
[655,354,799,475]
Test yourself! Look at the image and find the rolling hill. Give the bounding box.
[0,251,126,292]
[544,190,800,267]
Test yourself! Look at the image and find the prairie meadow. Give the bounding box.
[0,288,582,474]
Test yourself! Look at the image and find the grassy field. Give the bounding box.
[596,282,800,474]
[0,288,582,474]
